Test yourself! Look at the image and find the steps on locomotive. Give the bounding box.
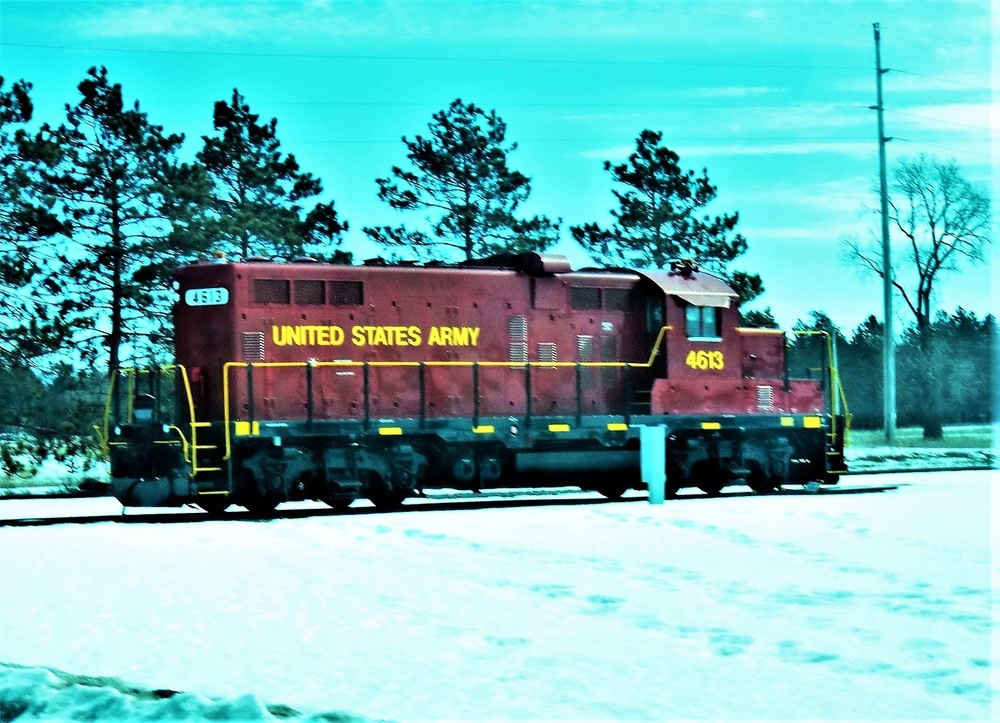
[188,423,226,476]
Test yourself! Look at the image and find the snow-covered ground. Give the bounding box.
[0,470,995,721]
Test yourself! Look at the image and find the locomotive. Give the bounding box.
[103,252,848,513]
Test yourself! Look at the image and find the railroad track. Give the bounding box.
[0,482,901,528]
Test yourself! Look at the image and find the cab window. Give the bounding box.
[646,297,664,333]
[686,305,721,339]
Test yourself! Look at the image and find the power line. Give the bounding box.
[892,69,994,92]
[28,96,867,112]
[893,138,993,161]
[0,41,870,72]
[886,109,991,133]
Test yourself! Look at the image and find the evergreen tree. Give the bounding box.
[0,77,69,366]
[843,316,884,429]
[571,129,761,303]
[739,307,779,329]
[187,89,349,261]
[364,99,559,262]
[19,66,201,375]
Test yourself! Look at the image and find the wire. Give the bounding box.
[892,70,994,92]
[886,109,991,133]
[893,138,993,161]
[0,41,870,72]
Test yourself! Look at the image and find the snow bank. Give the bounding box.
[0,663,374,721]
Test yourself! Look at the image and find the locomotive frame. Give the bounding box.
[103,253,849,513]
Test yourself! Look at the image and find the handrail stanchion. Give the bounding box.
[525,363,532,430]
[473,362,480,428]
[363,362,370,430]
[246,363,255,424]
[419,362,426,430]
[305,360,314,428]
[624,363,632,425]
[575,362,582,426]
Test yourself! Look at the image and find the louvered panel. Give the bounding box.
[509,342,528,363]
[577,335,594,362]
[242,332,265,362]
[508,315,527,341]
[757,385,774,411]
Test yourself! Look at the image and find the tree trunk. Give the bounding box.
[108,193,123,378]
[918,323,944,440]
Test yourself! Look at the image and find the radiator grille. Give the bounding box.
[508,315,527,341]
[537,342,557,364]
[756,385,774,411]
[242,332,265,362]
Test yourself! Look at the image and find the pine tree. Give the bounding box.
[571,129,761,303]
[188,89,349,261]
[20,66,201,375]
[364,99,559,262]
[0,77,69,366]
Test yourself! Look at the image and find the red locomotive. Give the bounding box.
[104,253,847,513]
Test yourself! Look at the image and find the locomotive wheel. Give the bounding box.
[197,496,231,515]
[367,487,408,510]
[746,462,777,494]
[596,483,629,500]
[323,497,355,512]
[365,472,408,510]
[691,460,724,497]
[244,496,279,515]
[240,470,280,516]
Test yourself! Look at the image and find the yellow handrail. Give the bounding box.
[102,364,216,475]
[789,330,853,445]
[220,325,675,460]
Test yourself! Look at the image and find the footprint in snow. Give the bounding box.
[776,640,839,664]
[583,594,625,614]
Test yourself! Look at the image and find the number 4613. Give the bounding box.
[685,350,725,371]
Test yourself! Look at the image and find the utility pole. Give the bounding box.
[872,22,896,444]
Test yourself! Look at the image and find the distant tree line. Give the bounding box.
[782,308,995,430]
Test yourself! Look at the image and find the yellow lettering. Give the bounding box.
[273,324,473,347]
[685,350,725,371]
[271,325,346,346]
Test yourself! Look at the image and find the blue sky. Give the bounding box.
[0,0,993,331]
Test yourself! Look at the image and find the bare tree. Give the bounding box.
[847,155,991,437]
